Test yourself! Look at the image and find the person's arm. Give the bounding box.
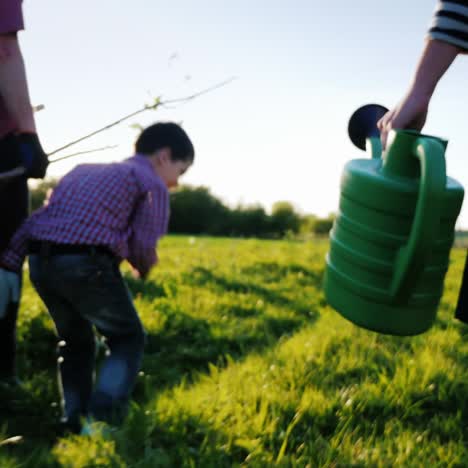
[0,2,49,179]
[0,34,36,134]
[127,184,170,279]
[0,34,49,179]
[410,38,461,100]
[378,0,468,147]
[378,39,462,147]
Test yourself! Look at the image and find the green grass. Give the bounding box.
[1,235,467,467]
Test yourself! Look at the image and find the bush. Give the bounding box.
[169,186,230,235]
[270,202,301,237]
[29,178,59,212]
[312,215,336,235]
[225,205,271,238]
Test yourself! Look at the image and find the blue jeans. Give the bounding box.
[29,251,145,427]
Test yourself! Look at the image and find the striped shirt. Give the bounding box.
[429,0,468,50]
[0,154,169,276]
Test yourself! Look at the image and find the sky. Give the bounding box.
[20,1,468,227]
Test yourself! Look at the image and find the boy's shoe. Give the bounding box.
[80,419,115,438]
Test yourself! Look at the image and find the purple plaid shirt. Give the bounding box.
[0,155,169,276]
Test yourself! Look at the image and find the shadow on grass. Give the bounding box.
[1,315,62,448]
[183,265,322,313]
[16,315,57,374]
[117,411,244,467]
[124,273,168,298]
[114,399,346,466]
[240,261,324,286]
[133,262,322,392]
[346,369,468,442]
[137,308,319,396]
[7,259,323,449]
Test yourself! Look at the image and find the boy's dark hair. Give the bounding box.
[135,122,195,162]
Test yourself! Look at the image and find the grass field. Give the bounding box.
[1,236,467,467]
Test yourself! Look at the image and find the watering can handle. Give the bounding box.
[389,137,446,303]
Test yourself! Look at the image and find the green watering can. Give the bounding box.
[324,104,465,336]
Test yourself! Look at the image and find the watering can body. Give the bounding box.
[324,105,464,336]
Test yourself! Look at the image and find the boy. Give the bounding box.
[0,122,194,433]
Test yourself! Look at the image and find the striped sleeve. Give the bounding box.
[428,1,468,50]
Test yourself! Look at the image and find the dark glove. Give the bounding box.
[16,133,49,179]
[0,267,20,319]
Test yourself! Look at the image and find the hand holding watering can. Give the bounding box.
[324,104,464,336]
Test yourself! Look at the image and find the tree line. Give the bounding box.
[30,179,335,238]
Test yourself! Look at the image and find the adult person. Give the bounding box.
[0,0,49,384]
[377,0,468,322]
